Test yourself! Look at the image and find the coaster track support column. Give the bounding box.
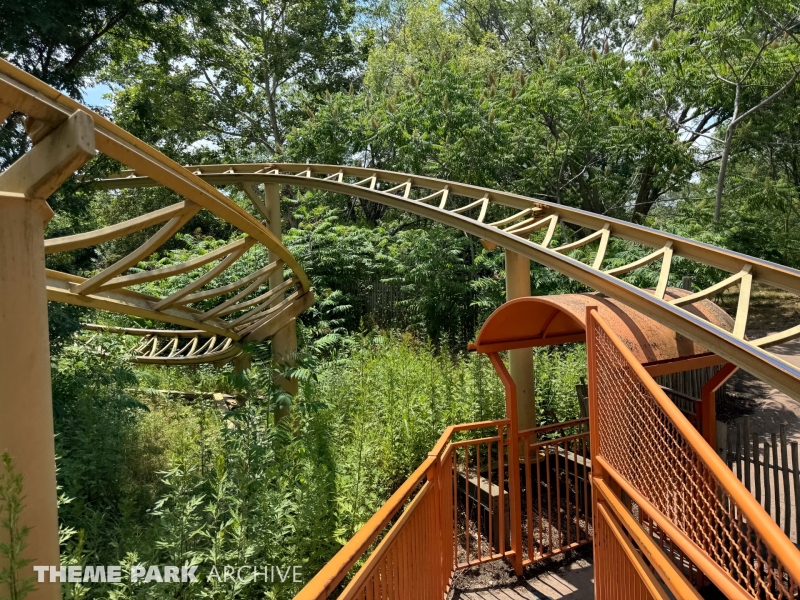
[0,110,95,600]
[505,250,536,432]
[265,183,297,422]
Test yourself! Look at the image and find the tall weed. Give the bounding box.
[0,454,35,600]
[51,329,586,598]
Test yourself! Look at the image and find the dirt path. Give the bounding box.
[714,285,800,441]
[724,336,800,442]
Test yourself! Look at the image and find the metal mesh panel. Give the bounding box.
[593,319,800,599]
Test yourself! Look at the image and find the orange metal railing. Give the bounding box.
[337,478,442,600]
[594,502,667,600]
[296,416,594,600]
[295,420,515,600]
[448,422,512,568]
[587,306,800,600]
[519,419,592,564]
[296,306,800,600]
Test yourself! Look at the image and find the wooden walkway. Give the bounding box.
[450,556,594,600]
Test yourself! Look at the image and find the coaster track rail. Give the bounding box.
[98,163,800,399]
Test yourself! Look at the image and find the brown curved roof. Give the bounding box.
[472,288,735,373]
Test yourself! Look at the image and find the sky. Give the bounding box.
[82,82,112,108]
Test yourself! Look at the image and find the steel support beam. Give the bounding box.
[505,250,536,432]
[0,110,95,600]
[264,183,297,422]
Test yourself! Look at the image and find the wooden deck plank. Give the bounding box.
[452,558,594,600]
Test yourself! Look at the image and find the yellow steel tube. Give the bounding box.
[0,194,60,600]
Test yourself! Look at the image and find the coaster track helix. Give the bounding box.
[97,163,800,402]
[0,59,314,363]
[2,58,800,402]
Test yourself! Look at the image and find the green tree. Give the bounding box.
[0,0,220,95]
[644,0,800,220]
[289,0,690,222]
[0,0,223,175]
[110,0,363,159]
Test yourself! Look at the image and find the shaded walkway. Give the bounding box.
[450,551,594,600]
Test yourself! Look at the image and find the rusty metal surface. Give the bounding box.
[589,310,800,598]
[474,288,734,367]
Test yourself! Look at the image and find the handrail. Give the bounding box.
[295,418,509,600]
[450,419,511,432]
[588,307,800,595]
[337,483,434,600]
[529,430,590,447]
[596,456,751,600]
[449,435,503,448]
[428,419,509,458]
[593,480,702,600]
[295,453,437,600]
[519,417,589,438]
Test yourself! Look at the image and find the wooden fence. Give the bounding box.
[723,416,800,545]
[654,365,727,404]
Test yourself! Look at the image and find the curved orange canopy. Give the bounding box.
[472,288,735,374]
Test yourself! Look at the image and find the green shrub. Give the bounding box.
[50,328,586,598]
[0,454,35,600]
[534,344,587,427]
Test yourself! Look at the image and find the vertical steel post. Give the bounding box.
[265,183,297,421]
[488,352,524,575]
[504,250,536,432]
[0,110,94,600]
[585,306,600,465]
[585,305,605,597]
[700,363,738,448]
[0,194,61,600]
[425,460,443,589]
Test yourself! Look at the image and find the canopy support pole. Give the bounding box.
[488,352,524,575]
[701,363,738,449]
[505,250,536,431]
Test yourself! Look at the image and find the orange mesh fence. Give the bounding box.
[599,488,710,590]
[589,308,800,599]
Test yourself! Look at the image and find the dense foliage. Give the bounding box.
[2,0,800,597]
[28,332,581,599]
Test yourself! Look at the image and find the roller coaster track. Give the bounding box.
[3,56,800,400]
[82,324,244,365]
[10,57,800,600]
[0,59,314,364]
[96,163,800,401]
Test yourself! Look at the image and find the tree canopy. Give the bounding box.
[2,0,800,339]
